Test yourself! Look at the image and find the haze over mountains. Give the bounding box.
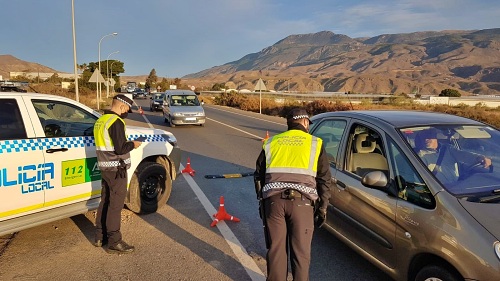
[2,28,500,96]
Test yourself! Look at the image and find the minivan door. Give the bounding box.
[310,117,349,220]
[331,121,397,269]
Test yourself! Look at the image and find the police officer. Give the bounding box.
[255,108,332,281]
[93,94,141,254]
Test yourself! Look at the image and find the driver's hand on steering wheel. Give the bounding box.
[480,156,492,168]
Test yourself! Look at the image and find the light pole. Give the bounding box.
[71,0,79,102]
[106,51,119,98]
[98,32,117,110]
[110,60,118,95]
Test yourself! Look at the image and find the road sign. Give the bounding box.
[254,78,266,91]
[88,68,106,83]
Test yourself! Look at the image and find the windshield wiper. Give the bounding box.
[459,191,500,203]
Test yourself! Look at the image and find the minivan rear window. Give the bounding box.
[170,95,200,106]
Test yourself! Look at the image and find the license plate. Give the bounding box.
[185,117,196,121]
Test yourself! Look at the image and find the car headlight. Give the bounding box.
[153,101,159,104]
[195,112,205,117]
[173,113,183,116]
[495,241,500,261]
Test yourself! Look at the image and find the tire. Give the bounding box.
[126,162,172,214]
[169,116,176,127]
[415,265,461,281]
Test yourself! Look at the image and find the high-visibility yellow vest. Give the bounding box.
[94,114,131,171]
[263,129,322,186]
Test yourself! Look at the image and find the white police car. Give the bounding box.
[0,92,181,236]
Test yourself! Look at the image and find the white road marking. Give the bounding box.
[137,104,266,280]
[207,117,264,139]
[180,165,266,281]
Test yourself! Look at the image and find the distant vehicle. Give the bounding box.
[126,81,137,93]
[309,110,500,281]
[133,88,147,99]
[162,90,205,127]
[150,92,165,112]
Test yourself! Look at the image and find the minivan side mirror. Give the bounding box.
[362,171,388,188]
[361,171,398,197]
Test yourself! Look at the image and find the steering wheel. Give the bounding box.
[459,159,494,180]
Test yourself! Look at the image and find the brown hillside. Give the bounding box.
[0,55,57,79]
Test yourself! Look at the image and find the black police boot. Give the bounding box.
[106,240,135,254]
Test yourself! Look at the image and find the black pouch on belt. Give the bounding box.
[281,189,301,200]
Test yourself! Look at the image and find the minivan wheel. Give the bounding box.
[126,162,172,214]
[169,116,176,127]
[415,265,461,281]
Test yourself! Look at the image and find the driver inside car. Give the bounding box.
[414,128,492,185]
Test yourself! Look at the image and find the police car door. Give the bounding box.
[0,95,45,223]
[27,97,101,208]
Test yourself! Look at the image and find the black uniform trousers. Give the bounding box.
[264,193,314,281]
[95,170,128,247]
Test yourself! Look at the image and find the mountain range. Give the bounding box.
[186,28,500,96]
[2,28,500,96]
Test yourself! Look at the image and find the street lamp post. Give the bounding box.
[110,60,117,95]
[106,51,119,98]
[97,32,117,110]
[71,0,79,102]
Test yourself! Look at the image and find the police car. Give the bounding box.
[0,92,181,236]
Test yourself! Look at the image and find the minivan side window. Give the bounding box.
[312,119,346,167]
[345,124,388,177]
[0,99,27,140]
[32,100,98,137]
[388,139,434,209]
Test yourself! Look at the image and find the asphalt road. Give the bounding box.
[0,98,392,281]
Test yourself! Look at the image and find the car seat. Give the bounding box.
[350,133,388,177]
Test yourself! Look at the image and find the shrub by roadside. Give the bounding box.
[210,92,500,128]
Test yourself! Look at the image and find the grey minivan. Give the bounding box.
[162,90,205,127]
[309,110,500,281]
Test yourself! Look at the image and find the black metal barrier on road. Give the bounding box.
[204,172,254,179]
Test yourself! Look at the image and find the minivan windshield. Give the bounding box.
[170,95,200,106]
[400,125,500,198]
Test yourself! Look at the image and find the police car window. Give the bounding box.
[0,99,27,140]
[312,119,346,168]
[32,100,98,137]
[387,139,434,209]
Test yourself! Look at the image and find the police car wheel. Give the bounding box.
[126,162,172,214]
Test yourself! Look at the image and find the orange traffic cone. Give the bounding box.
[211,196,240,227]
[181,157,196,176]
[138,106,144,115]
[262,131,270,142]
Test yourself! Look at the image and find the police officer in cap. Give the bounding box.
[255,108,332,281]
[93,94,142,253]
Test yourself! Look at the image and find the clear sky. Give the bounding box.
[1,0,498,78]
